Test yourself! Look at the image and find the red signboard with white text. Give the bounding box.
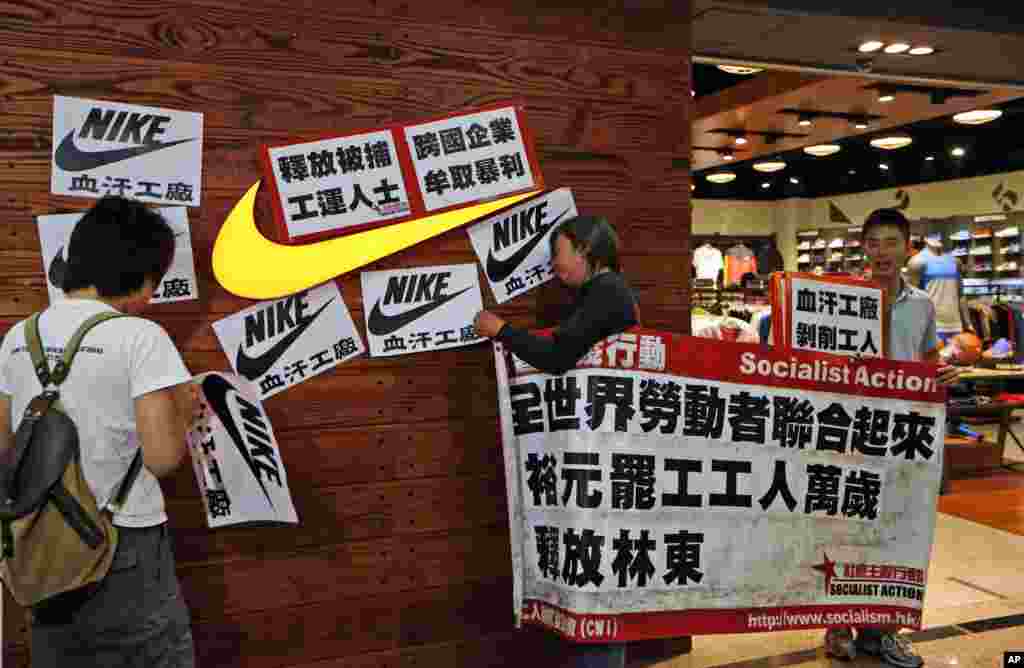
[260,102,544,244]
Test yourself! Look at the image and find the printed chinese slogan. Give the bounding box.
[494,330,945,642]
[785,276,885,358]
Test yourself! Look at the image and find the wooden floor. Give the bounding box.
[938,463,1024,536]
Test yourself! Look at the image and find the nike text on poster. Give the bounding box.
[360,263,484,357]
[36,207,199,306]
[189,371,298,527]
[467,187,577,304]
[51,95,204,207]
[211,281,365,399]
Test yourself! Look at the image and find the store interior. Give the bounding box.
[681,9,1024,666]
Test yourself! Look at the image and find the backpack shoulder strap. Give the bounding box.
[50,312,129,386]
[23,312,50,388]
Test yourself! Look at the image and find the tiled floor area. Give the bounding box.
[633,434,1024,668]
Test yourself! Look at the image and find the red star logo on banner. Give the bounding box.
[812,553,838,589]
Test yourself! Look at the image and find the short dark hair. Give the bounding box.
[62,196,176,298]
[550,215,621,273]
[862,208,910,243]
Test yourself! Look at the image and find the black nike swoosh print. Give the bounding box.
[201,374,274,509]
[235,298,334,381]
[48,246,67,290]
[367,286,472,336]
[54,130,197,172]
[485,209,572,283]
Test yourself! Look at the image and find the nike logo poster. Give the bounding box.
[360,263,484,357]
[404,105,537,213]
[211,281,364,399]
[36,207,199,305]
[466,187,576,304]
[51,96,204,206]
[188,371,298,528]
[264,129,411,242]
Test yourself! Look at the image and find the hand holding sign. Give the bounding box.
[474,310,506,338]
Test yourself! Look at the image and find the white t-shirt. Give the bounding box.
[0,299,191,527]
[693,244,724,281]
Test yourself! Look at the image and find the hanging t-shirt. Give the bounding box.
[693,244,724,281]
[907,248,963,333]
[724,244,758,286]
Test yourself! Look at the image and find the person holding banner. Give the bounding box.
[474,214,638,668]
[824,208,962,666]
[0,196,198,668]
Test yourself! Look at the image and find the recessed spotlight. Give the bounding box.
[849,169,857,175]
[909,45,935,55]
[852,118,870,129]
[879,163,890,170]
[878,93,896,103]
[691,184,695,191]
[953,109,1003,125]
[761,182,771,189]
[734,136,748,145]
[722,152,735,162]
[797,114,814,127]
[706,172,737,184]
[925,155,935,161]
[858,41,884,53]
[870,135,913,150]
[691,90,695,97]
[753,160,787,173]
[884,43,910,54]
[717,65,763,75]
[951,147,966,157]
[789,177,800,185]
[804,144,842,157]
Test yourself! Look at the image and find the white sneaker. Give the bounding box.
[798,254,811,264]
[952,247,969,256]
[998,262,1019,272]
[949,230,971,241]
[997,226,1020,238]
[829,238,845,248]
[814,239,828,249]
[1004,243,1021,254]
[970,245,992,255]
[798,241,811,250]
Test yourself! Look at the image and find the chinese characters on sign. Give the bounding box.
[495,331,944,640]
[404,105,536,212]
[266,129,410,240]
[188,372,298,528]
[789,277,884,358]
[36,207,199,305]
[360,263,485,357]
[51,95,204,207]
[211,281,365,400]
[467,187,577,304]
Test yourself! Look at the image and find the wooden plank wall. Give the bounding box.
[0,2,692,665]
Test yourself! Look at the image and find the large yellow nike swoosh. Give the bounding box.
[212,182,540,299]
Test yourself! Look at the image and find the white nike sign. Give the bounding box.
[51,95,204,206]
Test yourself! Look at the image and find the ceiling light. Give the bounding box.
[717,65,763,75]
[789,177,800,184]
[858,41,884,53]
[753,161,787,173]
[953,109,1003,125]
[879,163,890,170]
[734,136,748,145]
[884,43,910,54]
[870,135,913,150]
[722,152,735,161]
[691,184,695,191]
[925,155,935,161]
[909,45,935,55]
[706,172,737,184]
[804,144,842,157]
[852,117,870,129]
[878,93,896,103]
[691,90,695,97]
[761,182,771,189]
[797,114,813,127]
[849,169,857,175]
[951,146,966,157]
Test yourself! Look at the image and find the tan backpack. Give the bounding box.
[0,311,143,608]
